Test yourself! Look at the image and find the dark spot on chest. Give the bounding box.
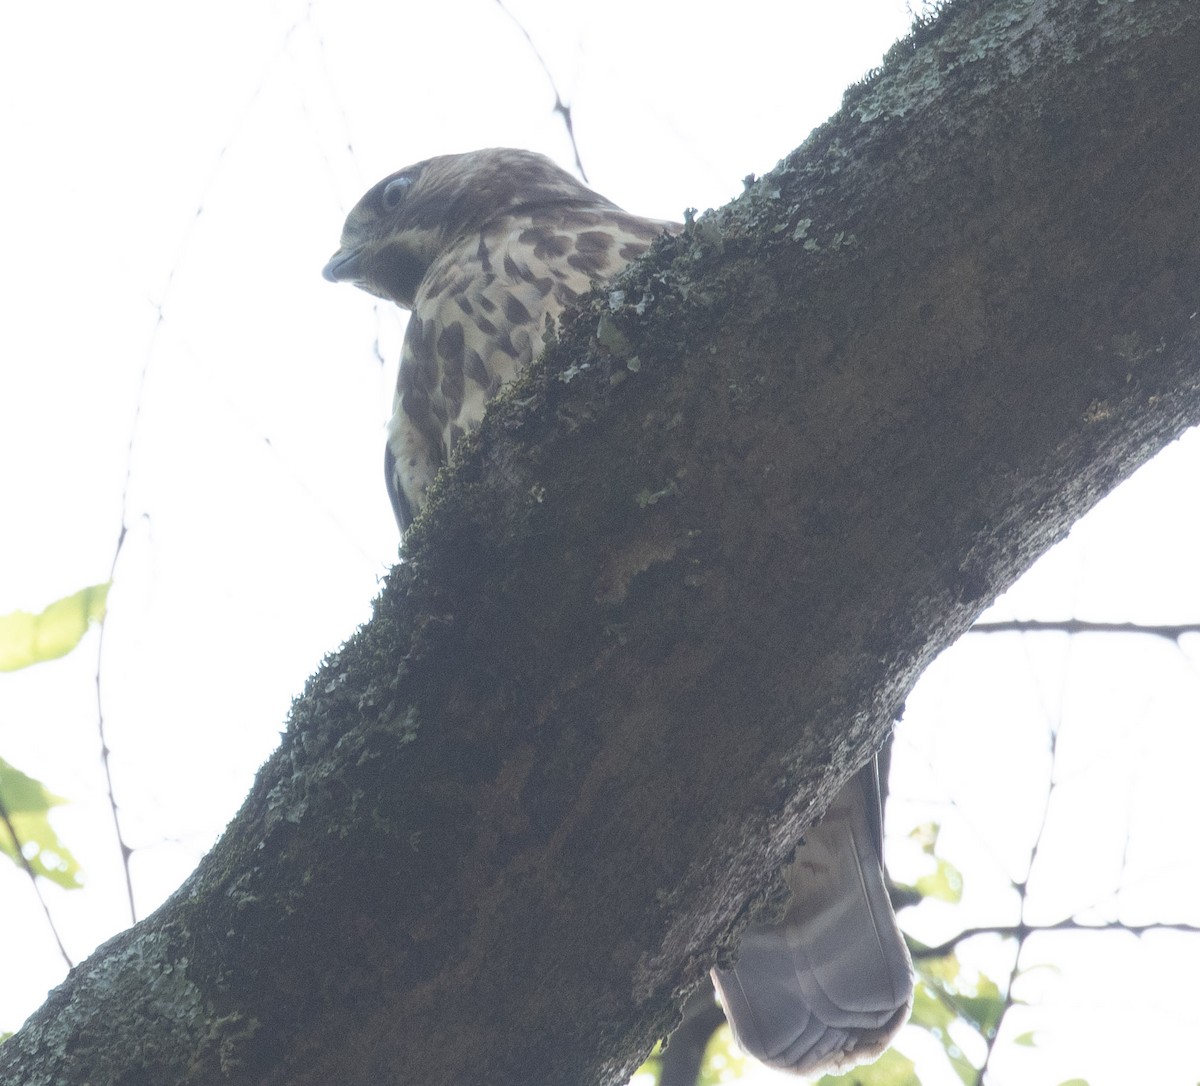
[437,322,465,367]
[505,295,533,326]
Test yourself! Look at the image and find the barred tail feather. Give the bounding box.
[711,761,913,1076]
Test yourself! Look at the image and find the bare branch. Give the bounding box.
[912,919,1200,961]
[493,0,588,180]
[0,789,72,969]
[971,618,1200,641]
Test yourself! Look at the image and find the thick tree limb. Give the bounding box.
[5,1,1200,1083]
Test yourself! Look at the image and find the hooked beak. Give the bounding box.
[322,247,363,283]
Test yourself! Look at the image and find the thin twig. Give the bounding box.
[971,618,1200,640]
[0,790,73,969]
[96,468,140,925]
[492,0,588,181]
[971,698,1063,1086]
[94,17,315,926]
[912,918,1200,960]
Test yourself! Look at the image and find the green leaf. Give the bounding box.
[893,822,963,903]
[915,855,964,903]
[1056,1080,1090,1086]
[918,957,1006,1039]
[910,966,985,1084]
[910,983,971,1083]
[0,757,83,889]
[818,1046,919,1086]
[0,583,110,671]
[946,970,1005,1037]
[698,1024,746,1084]
[1013,1030,1039,1047]
[910,976,958,1033]
[916,951,962,989]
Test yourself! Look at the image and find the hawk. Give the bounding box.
[322,147,673,529]
[323,148,913,1075]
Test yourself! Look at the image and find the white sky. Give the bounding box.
[2,3,1198,1084]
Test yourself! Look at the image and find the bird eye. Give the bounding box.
[381,176,412,212]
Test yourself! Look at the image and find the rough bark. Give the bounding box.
[5,1,1200,1083]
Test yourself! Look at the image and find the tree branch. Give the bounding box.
[913,919,1200,962]
[972,619,1200,640]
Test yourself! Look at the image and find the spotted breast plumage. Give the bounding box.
[322,148,674,529]
[323,147,912,1076]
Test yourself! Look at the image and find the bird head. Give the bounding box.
[322,148,614,309]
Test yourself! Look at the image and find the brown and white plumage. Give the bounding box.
[322,148,672,529]
[324,147,912,1075]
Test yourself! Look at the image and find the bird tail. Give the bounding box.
[710,759,913,1076]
